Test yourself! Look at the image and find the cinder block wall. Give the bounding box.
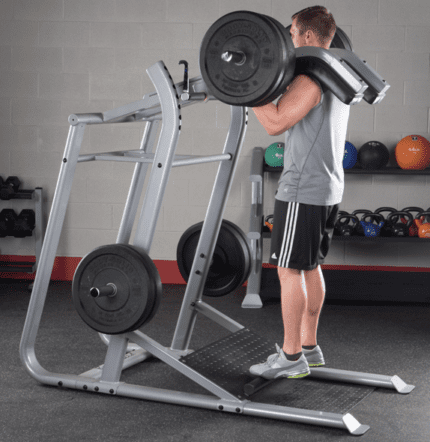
[1,0,430,268]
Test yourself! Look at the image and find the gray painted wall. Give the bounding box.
[1,0,429,268]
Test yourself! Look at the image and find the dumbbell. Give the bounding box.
[0,176,21,200]
[12,209,36,238]
[0,209,18,237]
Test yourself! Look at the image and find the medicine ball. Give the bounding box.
[265,142,284,168]
[343,141,358,169]
[357,141,389,170]
[395,135,430,170]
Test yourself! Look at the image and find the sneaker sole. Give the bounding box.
[308,362,325,367]
[273,369,311,379]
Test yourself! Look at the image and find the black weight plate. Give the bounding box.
[330,27,353,51]
[72,244,156,335]
[176,220,250,297]
[199,10,288,107]
[285,24,353,51]
[248,14,290,107]
[121,244,162,332]
[221,220,252,288]
[255,15,296,107]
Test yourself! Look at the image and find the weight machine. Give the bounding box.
[20,35,413,436]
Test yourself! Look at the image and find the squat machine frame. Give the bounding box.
[20,51,414,436]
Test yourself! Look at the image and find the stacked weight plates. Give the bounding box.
[199,11,296,107]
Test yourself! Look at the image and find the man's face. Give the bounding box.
[289,19,301,48]
[289,18,319,48]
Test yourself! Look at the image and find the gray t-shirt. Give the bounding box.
[276,79,350,206]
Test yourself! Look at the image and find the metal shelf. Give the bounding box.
[264,165,430,175]
[331,235,427,242]
[262,228,425,242]
[345,166,430,175]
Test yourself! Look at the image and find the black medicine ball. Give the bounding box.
[358,141,389,170]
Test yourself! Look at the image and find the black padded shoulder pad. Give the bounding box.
[293,47,367,105]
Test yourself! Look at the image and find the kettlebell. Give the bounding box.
[334,214,359,236]
[352,209,372,236]
[374,207,398,237]
[265,214,274,232]
[360,213,385,237]
[386,211,413,237]
[425,207,430,223]
[334,211,351,236]
[414,211,430,239]
[400,207,425,237]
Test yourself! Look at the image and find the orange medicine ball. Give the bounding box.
[395,135,430,170]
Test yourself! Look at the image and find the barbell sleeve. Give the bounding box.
[90,283,117,298]
[221,50,246,65]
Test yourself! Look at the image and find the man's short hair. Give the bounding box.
[292,5,336,47]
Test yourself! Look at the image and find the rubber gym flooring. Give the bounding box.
[1,279,428,442]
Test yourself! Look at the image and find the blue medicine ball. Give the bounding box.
[343,141,358,169]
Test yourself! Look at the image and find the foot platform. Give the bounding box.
[180,329,377,412]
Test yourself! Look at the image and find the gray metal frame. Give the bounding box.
[32,188,45,273]
[242,147,266,308]
[20,55,412,436]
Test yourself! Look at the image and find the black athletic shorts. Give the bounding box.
[269,198,340,271]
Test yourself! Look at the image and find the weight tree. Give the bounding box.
[20,12,413,436]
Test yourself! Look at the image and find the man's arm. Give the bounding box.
[252,75,322,136]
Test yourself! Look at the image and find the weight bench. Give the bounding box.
[20,43,412,436]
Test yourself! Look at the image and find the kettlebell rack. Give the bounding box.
[243,149,430,309]
[19,58,414,435]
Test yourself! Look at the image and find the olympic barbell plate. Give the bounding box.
[176,220,251,297]
[199,10,291,107]
[221,220,252,290]
[247,13,293,107]
[72,244,160,335]
[255,14,296,107]
[122,244,162,331]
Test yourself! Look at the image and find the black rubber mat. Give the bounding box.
[180,328,375,413]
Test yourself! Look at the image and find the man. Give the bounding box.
[250,6,350,380]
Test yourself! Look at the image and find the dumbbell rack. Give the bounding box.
[0,187,44,276]
[243,148,430,308]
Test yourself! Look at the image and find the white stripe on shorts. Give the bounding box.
[279,202,299,268]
